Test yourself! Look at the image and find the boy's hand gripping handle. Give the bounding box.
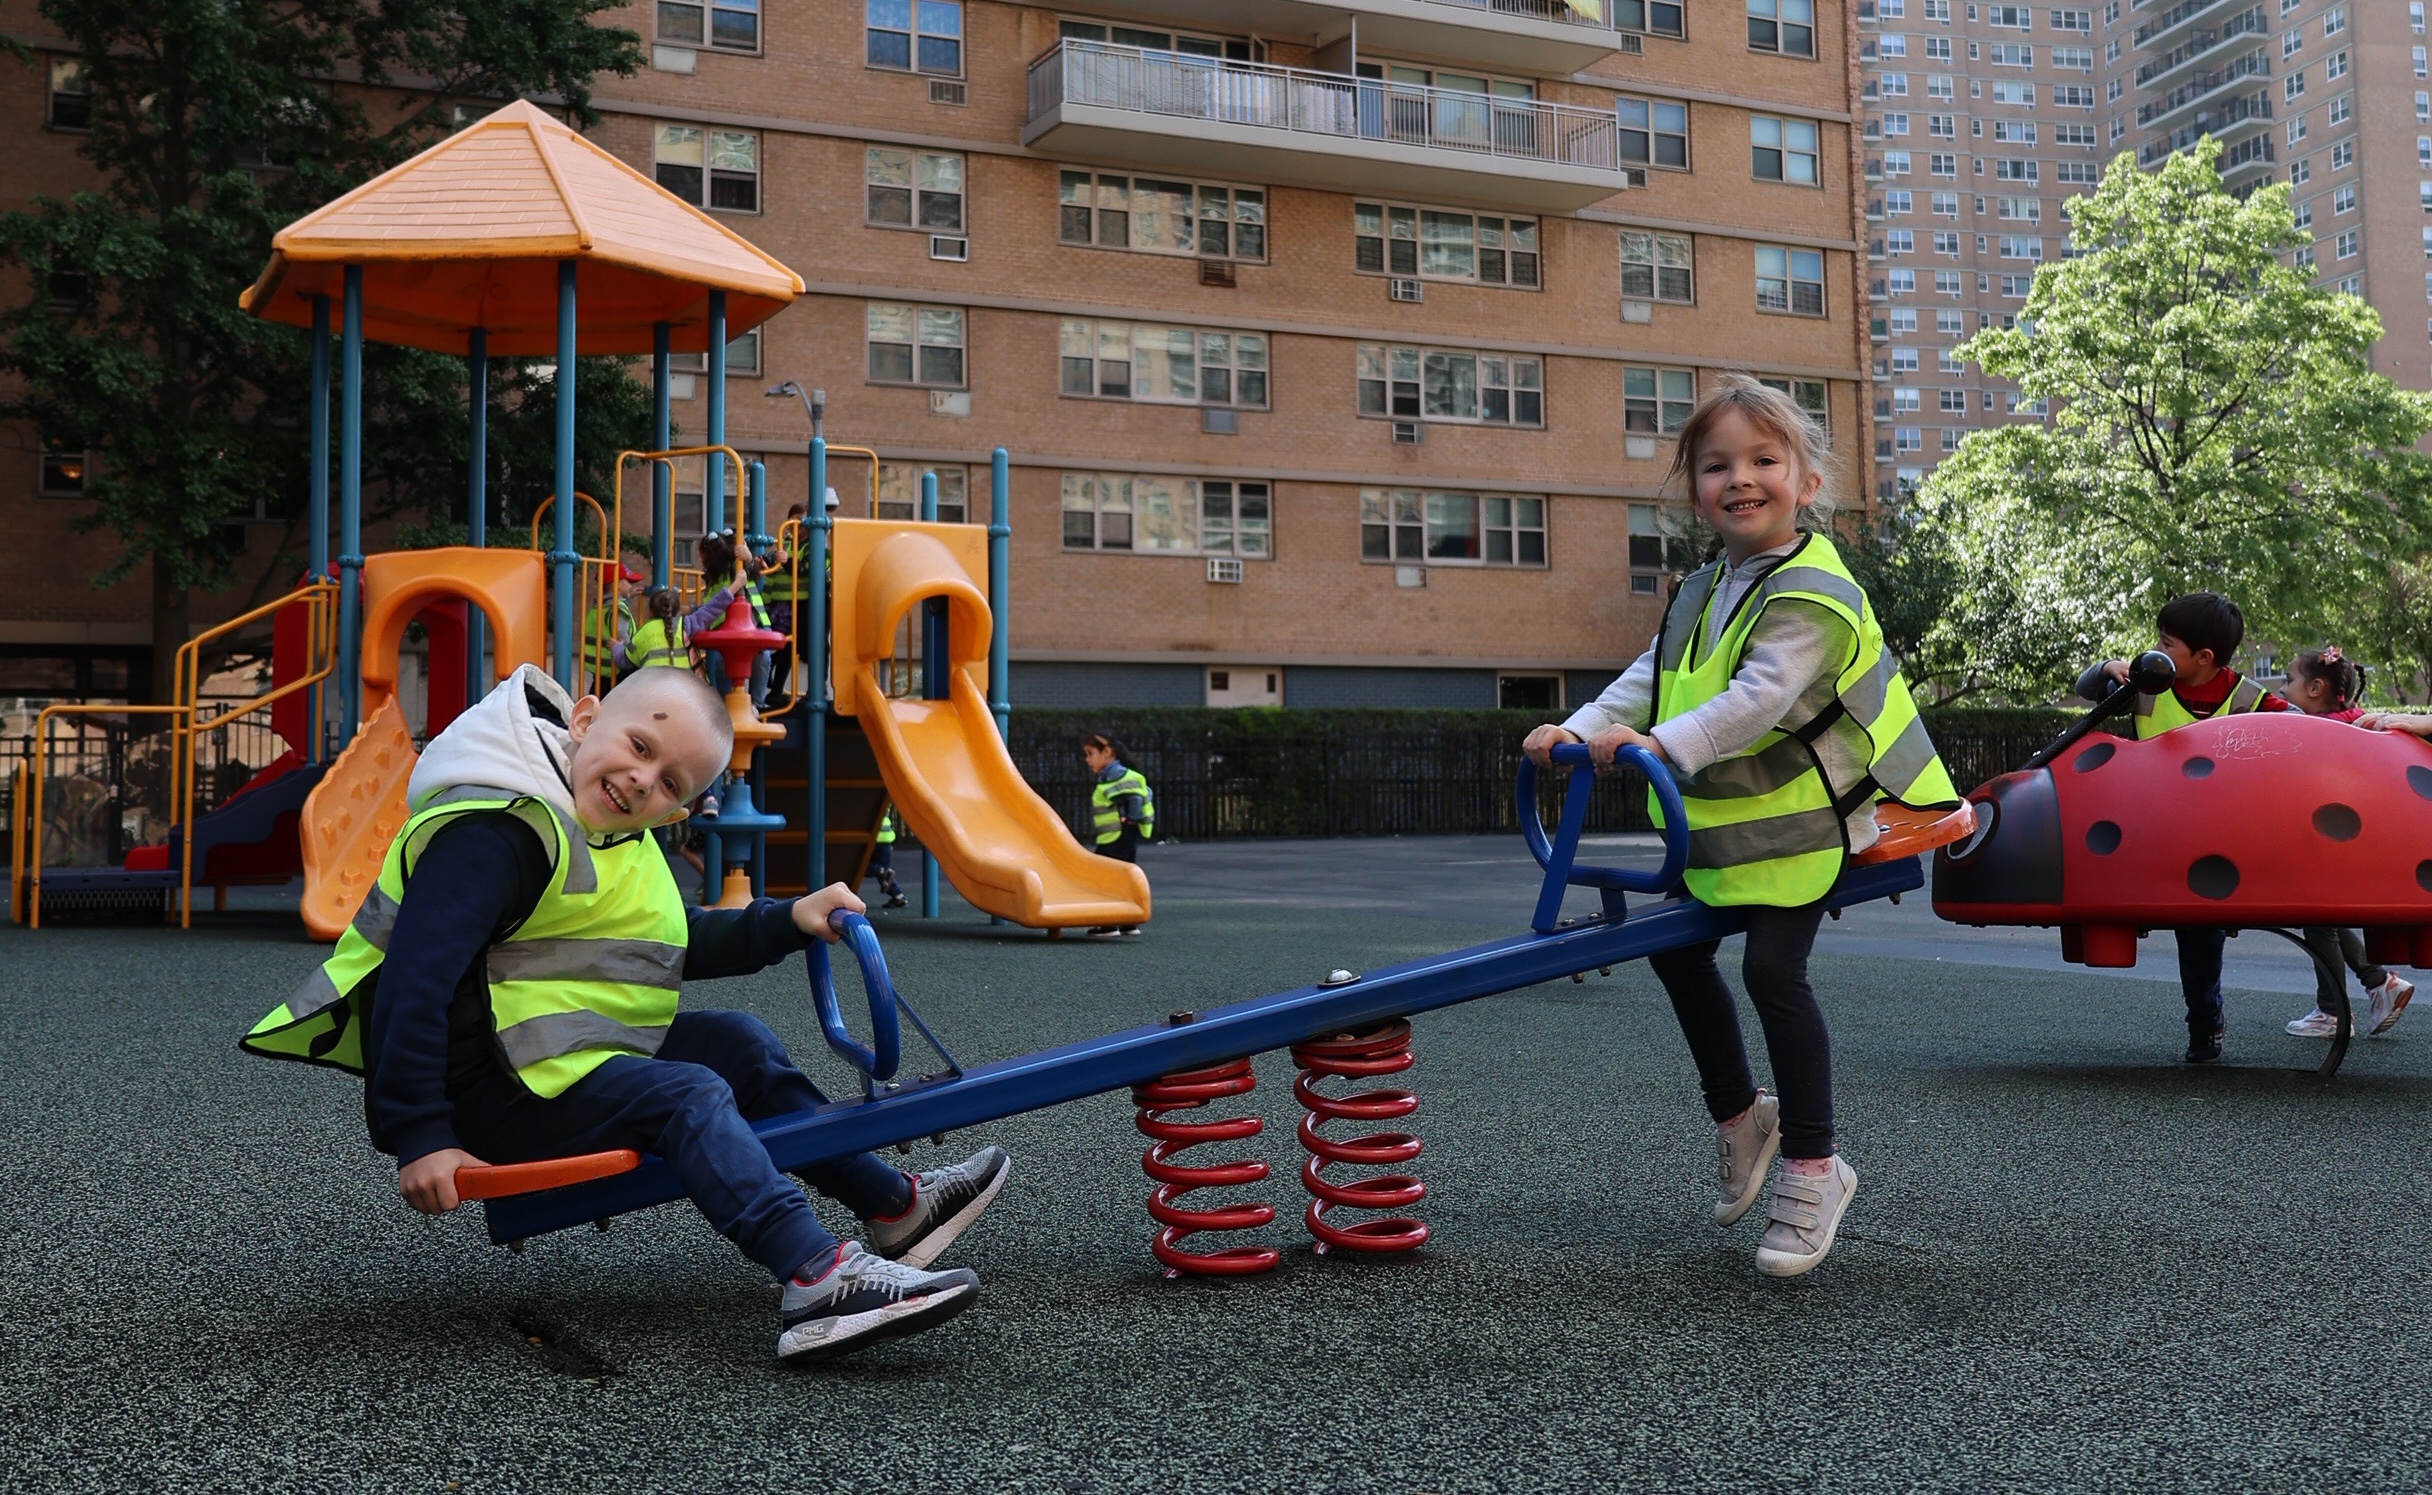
[806,909,902,1084]
[1516,741,1690,934]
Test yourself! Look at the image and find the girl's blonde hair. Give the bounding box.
[1661,372,1841,531]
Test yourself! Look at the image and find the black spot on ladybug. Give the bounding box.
[2312,804,2361,842]
[2419,861,2432,894]
[2073,742,2115,773]
[2086,821,2121,855]
[2187,856,2239,900]
[2182,757,2215,780]
[2410,766,2432,802]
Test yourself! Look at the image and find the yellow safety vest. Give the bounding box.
[627,616,690,671]
[583,597,636,680]
[240,789,690,1101]
[2132,675,2267,739]
[875,809,897,846]
[1091,767,1155,845]
[1649,531,1959,908]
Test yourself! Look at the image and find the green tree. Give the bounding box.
[0,0,644,702]
[1912,137,2432,699]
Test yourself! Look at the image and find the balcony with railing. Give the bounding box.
[2133,9,2266,90]
[1061,0,1636,75]
[2135,50,2267,129]
[2134,90,2271,165]
[1024,40,1631,212]
[2133,0,2239,49]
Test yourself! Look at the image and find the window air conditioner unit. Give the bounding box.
[929,235,968,261]
[1391,420,1423,444]
[1199,259,1237,287]
[1206,557,1243,584]
[1388,277,1424,303]
[929,78,968,106]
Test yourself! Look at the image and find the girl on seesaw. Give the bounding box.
[1523,374,1959,1278]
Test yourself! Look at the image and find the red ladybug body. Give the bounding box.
[1933,713,2432,970]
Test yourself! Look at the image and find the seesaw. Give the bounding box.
[466,743,1974,1273]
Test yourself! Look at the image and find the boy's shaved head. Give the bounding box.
[565,668,734,833]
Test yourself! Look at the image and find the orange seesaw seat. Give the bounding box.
[1852,801,1977,866]
[455,1149,640,1202]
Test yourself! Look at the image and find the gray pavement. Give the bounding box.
[4,839,2429,1493]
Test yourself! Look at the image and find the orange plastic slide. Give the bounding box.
[300,548,548,941]
[832,520,1151,930]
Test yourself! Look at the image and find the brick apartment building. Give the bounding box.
[1859,0,2432,501]
[6,0,1878,712]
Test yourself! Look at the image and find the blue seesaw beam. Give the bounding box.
[483,744,1922,1246]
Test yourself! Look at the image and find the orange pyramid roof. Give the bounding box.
[239,100,802,357]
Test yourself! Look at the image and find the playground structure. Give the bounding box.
[470,744,1976,1274]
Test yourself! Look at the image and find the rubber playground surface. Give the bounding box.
[6,837,2432,1494]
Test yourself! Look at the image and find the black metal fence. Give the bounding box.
[1,706,289,871]
[1007,706,2079,844]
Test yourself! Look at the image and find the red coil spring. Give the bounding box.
[1132,1058,1280,1279]
[1291,1019,1429,1255]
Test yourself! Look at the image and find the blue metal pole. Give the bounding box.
[749,457,768,898]
[706,291,727,535]
[987,447,1010,743]
[919,471,942,918]
[337,267,364,744]
[807,437,828,893]
[466,326,488,709]
[651,321,671,588]
[550,260,578,688]
[307,295,330,764]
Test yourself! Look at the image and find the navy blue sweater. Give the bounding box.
[364,811,812,1165]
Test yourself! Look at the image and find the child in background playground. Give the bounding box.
[1522,375,1960,1279]
[696,531,774,707]
[2281,646,2415,1039]
[617,588,695,673]
[867,806,908,909]
[581,554,647,695]
[1082,730,1151,939]
[2078,593,2290,1063]
[240,665,1012,1362]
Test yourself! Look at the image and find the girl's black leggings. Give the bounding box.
[1645,899,1834,1159]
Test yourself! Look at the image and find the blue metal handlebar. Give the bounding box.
[806,910,902,1084]
[1516,740,1690,933]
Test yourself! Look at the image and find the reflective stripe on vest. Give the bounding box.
[627,618,690,671]
[1649,531,1960,908]
[240,791,684,1099]
[2133,675,2266,738]
[1091,767,1155,844]
[732,572,771,628]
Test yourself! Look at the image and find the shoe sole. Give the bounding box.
[1715,1119,1781,1227]
[889,1154,1011,1271]
[2287,1022,2337,1039]
[778,1279,979,1363]
[1755,1164,1856,1279]
[2374,986,2414,1037]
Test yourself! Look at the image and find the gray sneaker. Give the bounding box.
[1755,1155,1858,1278]
[1715,1091,1782,1226]
[865,1145,1010,1269]
[778,1242,979,1363]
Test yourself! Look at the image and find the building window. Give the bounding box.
[1884,151,1912,175]
[1887,229,1915,254]
[1931,152,1959,176]
[877,463,969,522]
[2292,155,2311,184]
[2333,185,2357,214]
[2325,4,2347,34]
[1360,490,1545,568]
[1756,245,1826,314]
[1998,235,2042,260]
[2419,92,2430,120]
[658,0,758,51]
[1886,189,1915,213]
[38,438,86,498]
[670,330,762,379]
[1752,116,1821,184]
[866,301,965,388]
[1620,231,1694,303]
[2330,137,2353,167]
[1628,502,1663,579]
[867,147,964,233]
[2326,49,2349,82]
[653,125,759,212]
[1616,96,1691,170]
[1623,366,1696,434]
[2336,230,2359,259]
[1063,319,1268,408]
[1748,0,1816,56]
[1354,203,1537,287]
[2286,72,2306,103]
[1758,377,1829,438]
[1059,171,1267,262]
[1356,345,1543,426]
[1613,0,1686,40]
[867,0,961,75]
[46,59,88,131]
[1061,475,1269,556]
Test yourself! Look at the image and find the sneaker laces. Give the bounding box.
[833,1246,938,1301]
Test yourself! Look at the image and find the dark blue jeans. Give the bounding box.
[450,1010,907,1280]
[2176,927,2227,1038]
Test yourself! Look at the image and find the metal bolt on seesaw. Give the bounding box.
[468,744,1975,1271]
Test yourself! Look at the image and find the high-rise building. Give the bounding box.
[8,1,1875,714]
[1859,0,2431,503]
